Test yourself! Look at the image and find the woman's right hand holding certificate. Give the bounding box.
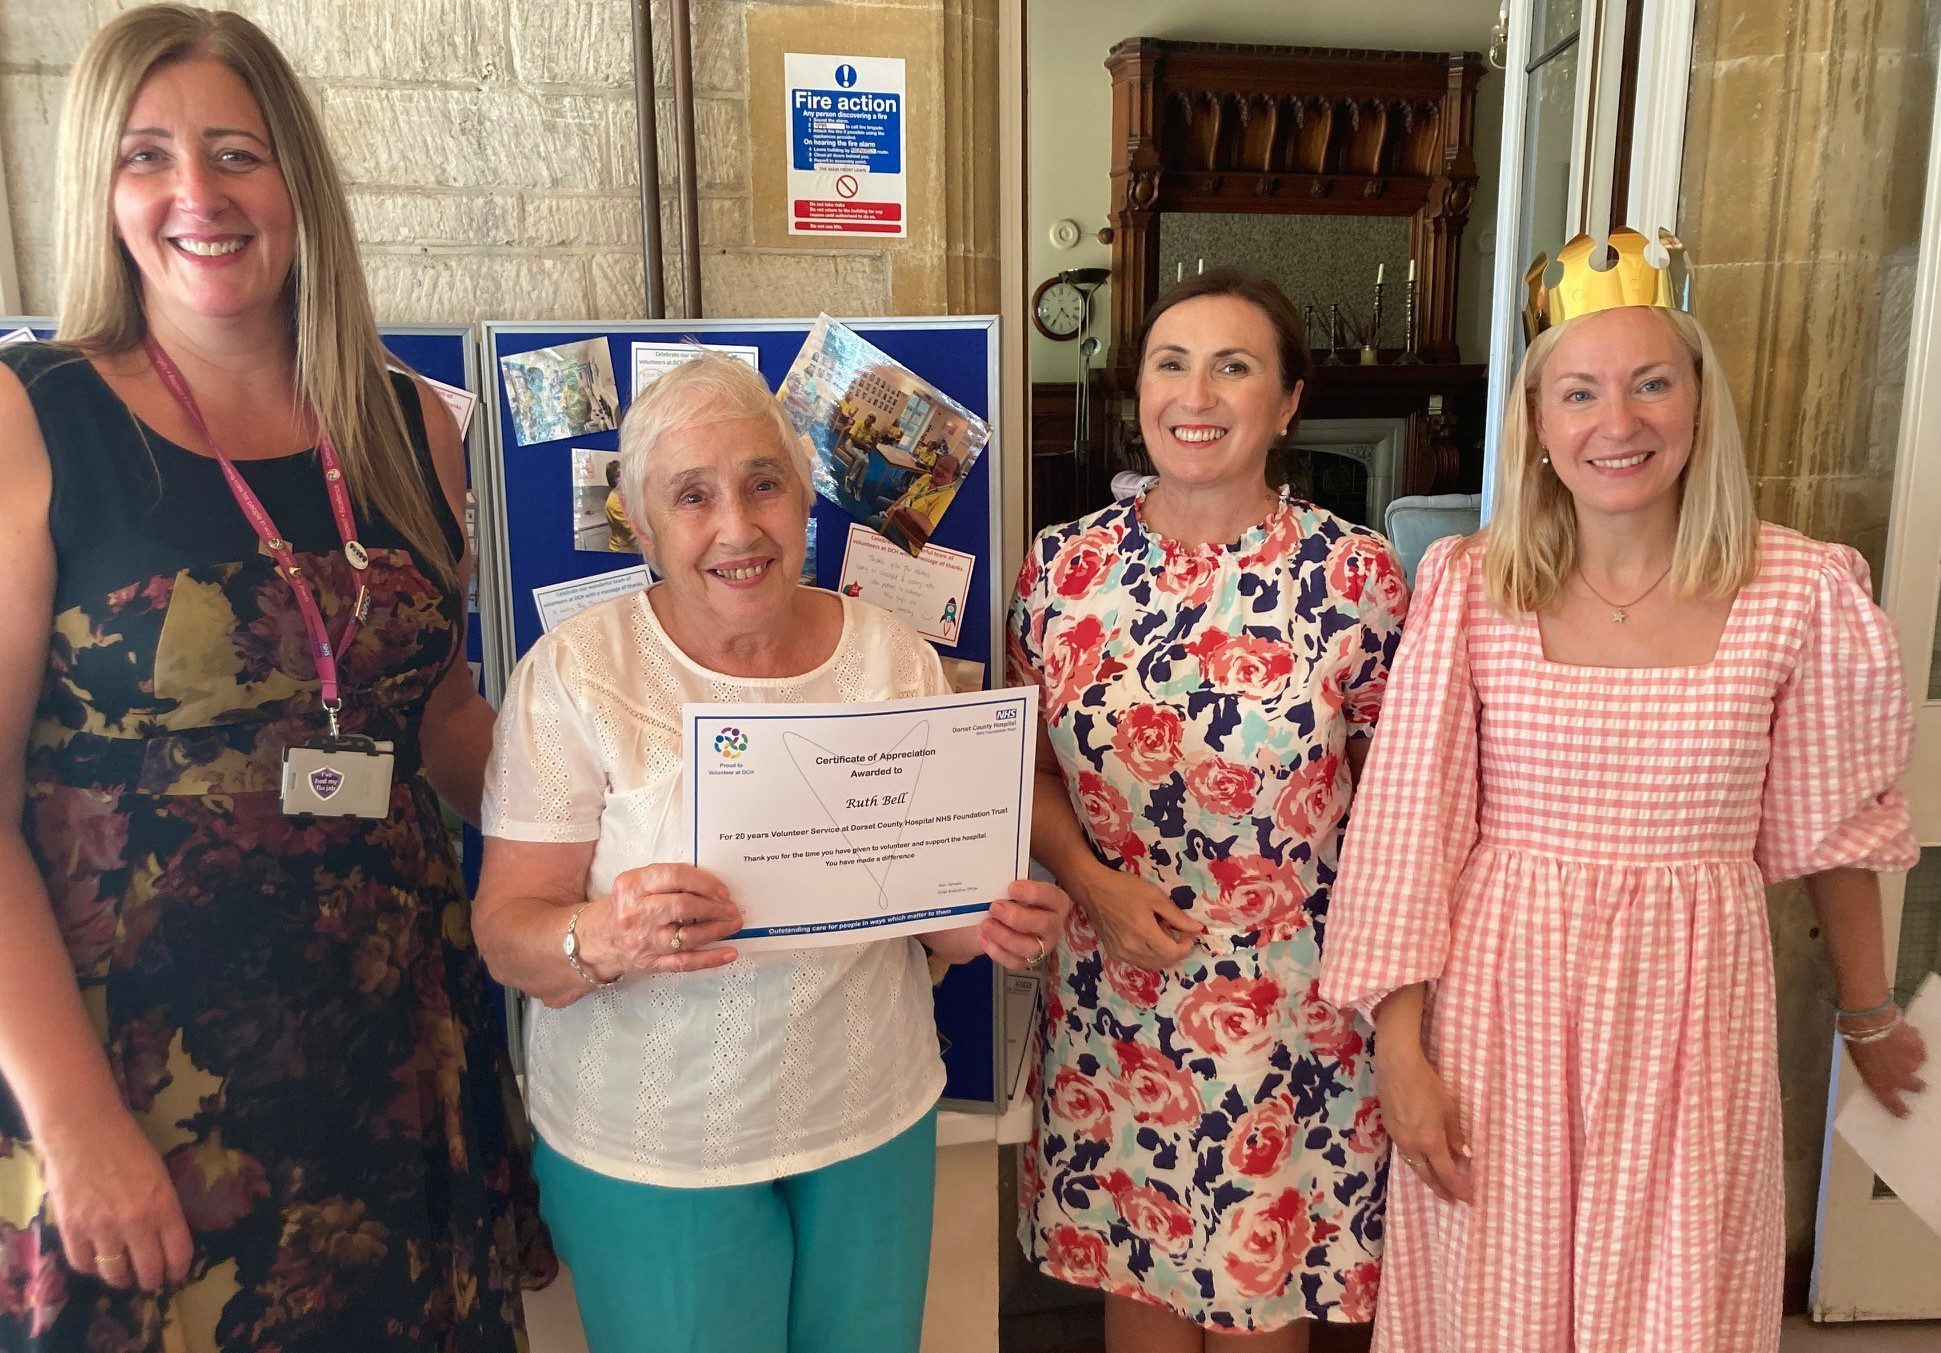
[579,863,744,980]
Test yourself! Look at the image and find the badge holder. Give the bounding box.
[282,703,394,818]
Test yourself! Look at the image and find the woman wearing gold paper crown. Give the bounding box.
[1320,228,1928,1351]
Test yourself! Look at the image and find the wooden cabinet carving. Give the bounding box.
[1107,39,1481,370]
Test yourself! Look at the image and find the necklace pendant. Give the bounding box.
[1611,609,1628,624]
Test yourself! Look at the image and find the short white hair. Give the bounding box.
[617,351,813,543]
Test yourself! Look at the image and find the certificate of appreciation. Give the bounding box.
[685,687,1038,950]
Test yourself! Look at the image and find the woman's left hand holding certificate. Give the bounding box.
[575,864,744,983]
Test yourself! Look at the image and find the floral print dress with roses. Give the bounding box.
[0,345,549,1353]
[1007,493,1407,1332]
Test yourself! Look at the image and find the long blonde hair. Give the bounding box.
[55,4,457,584]
[1484,307,1758,614]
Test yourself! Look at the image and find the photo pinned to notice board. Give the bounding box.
[778,314,989,557]
[500,338,620,447]
[570,447,639,554]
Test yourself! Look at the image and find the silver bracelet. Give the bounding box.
[1835,996,1898,1022]
[1840,1010,1904,1046]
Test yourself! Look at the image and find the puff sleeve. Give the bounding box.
[1753,544,1917,884]
[1319,534,1481,1016]
[481,636,607,843]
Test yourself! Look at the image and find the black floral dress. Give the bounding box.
[0,344,550,1353]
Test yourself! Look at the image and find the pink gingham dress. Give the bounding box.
[1320,523,1917,1353]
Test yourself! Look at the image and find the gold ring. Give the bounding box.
[670,923,685,953]
[95,1250,130,1271]
[1033,937,1047,963]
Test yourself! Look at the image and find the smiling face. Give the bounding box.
[112,55,295,330]
[1137,294,1302,496]
[1533,307,1700,520]
[634,413,811,637]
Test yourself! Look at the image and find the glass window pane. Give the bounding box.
[1531,0,1584,63]
[1517,42,1580,283]
[1895,848,1941,1007]
[1929,567,1941,696]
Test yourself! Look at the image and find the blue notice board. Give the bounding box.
[479,317,1007,1109]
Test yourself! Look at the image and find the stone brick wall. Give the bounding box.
[0,0,998,323]
[1679,0,1936,1303]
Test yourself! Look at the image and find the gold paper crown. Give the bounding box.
[1522,226,1693,341]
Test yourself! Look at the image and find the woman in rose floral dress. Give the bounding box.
[1009,271,1406,1351]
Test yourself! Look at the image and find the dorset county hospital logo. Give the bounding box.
[714,726,750,760]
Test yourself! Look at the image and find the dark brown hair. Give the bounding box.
[1130,270,1312,485]
[1135,268,1311,400]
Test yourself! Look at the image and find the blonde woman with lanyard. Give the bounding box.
[0,7,545,1350]
[1321,230,1928,1351]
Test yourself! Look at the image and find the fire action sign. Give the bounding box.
[785,53,907,238]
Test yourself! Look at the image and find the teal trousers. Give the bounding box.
[533,1108,938,1353]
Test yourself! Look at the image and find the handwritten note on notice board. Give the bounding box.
[836,523,974,647]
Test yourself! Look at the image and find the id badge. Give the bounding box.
[281,736,395,818]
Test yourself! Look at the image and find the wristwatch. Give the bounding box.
[563,901,618,990]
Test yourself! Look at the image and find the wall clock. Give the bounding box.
[1032,275,1087,341]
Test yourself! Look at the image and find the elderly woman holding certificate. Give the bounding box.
[473,351,1069,1353]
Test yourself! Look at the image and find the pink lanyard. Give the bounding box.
[142,336,369,734]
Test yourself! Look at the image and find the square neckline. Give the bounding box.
[1523,558,1754,676]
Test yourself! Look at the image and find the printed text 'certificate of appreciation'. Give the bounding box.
[685,687,1037,950]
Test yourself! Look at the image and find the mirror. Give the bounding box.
[1158,213,1414,348]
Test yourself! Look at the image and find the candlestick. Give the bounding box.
[1326,302,1344,365]
[1402,276,1423,363]
[1367,279,1385,365]
[1376,263,1385,285]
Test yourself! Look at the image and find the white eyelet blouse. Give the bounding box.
[483,588,950,1188]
